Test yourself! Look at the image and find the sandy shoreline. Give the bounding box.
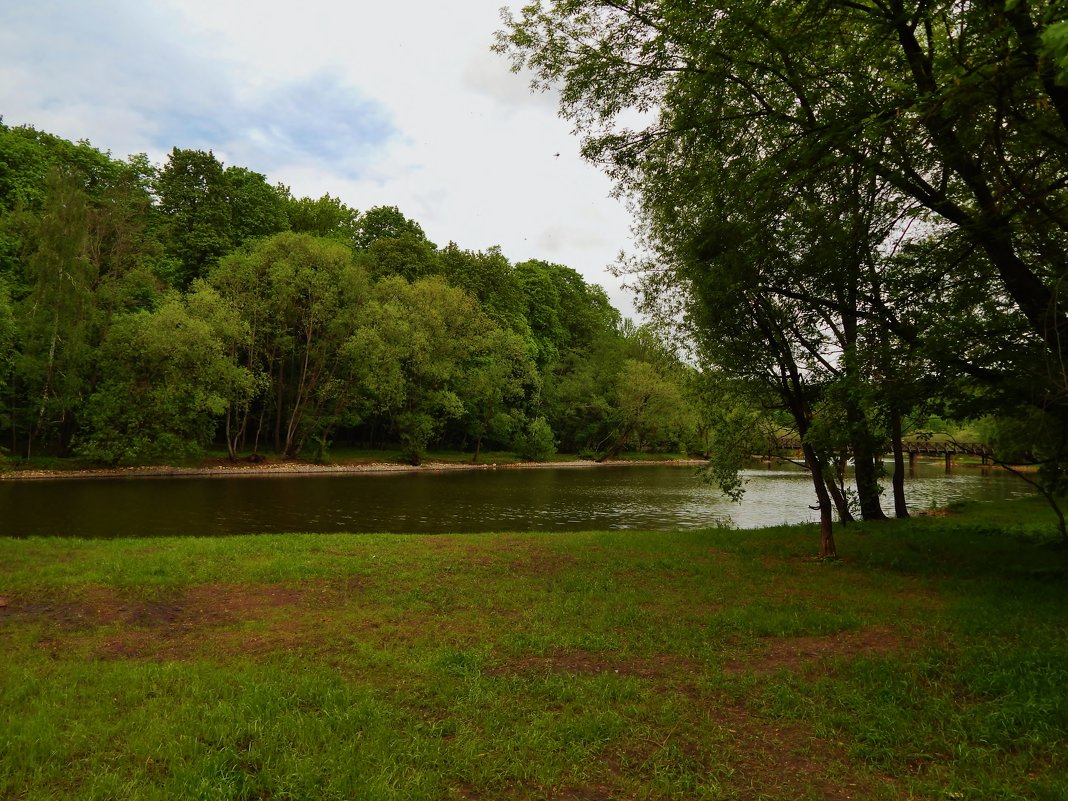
[0,458,708,481]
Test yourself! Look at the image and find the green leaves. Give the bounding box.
[1041,19,1068,85]
[155,150,291,288]
[208,232,371,457]
[498,0,1068,530]
[0,120,683,464]
[76,291,252,464]
[354,276,524,465]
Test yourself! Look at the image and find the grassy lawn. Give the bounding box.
[1,498,1066,800]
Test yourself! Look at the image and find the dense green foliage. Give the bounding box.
[0,122,700,465]
[1,499,1065,799]
[498,0,1068,549]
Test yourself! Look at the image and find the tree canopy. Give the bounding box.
[0,120,699,468]
[497,0,1068,550]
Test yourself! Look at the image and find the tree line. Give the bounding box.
[498,0,1068,553]
[0,122,704,466]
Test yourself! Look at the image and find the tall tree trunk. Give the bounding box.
[28,311,61,459]
[847,401,888,521]
[890,406,909,518]
[803,442,837,558]
[9,382,16,458]
[274,361,285,454]
[225,403,237,460]
[283,329,319,457]
[852,448,888,521]
[58,413,76,457]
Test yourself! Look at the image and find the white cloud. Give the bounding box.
[461,47,559,113]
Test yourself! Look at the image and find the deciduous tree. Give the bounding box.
[76,289,252,464]
[498,0,1068,545]
[208,232,371,457]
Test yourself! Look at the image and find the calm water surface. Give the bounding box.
[0,462,1034,538]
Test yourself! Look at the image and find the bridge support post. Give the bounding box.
[945,451,953,473]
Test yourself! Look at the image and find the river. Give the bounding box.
[0,460,1035,538]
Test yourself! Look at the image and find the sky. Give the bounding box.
[0,0,639,317]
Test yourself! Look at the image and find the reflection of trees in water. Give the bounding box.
[0,467,1025,538]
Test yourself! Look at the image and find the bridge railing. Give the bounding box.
[769,438,998,460]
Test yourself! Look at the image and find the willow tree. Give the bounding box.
[498,0,1068,543]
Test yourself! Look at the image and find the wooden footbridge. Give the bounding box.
[902,441,995,466]
[771,437,997,470]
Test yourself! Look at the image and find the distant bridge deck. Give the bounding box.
[771,438,998,468]
[902,442,994,458]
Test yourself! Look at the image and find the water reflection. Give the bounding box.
[0,461,1034,538]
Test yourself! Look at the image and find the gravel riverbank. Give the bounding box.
[0,457,707,481]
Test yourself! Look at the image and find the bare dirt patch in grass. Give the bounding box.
[3,584,313,630]
[892,580,945,608]
[724,625,905,676]
[446,780,620,801]
[9,578,619,669]
[90,603,439,662]
[3,580,448,662]
[716,699,890,801]
[545,786,618,801]
[412,535,581,578]
[503,552,580,578]
[594,692,891,801]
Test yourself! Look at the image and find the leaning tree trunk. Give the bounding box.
[596,425,632,463]
[826,454,855,524]
[802,442,837,558]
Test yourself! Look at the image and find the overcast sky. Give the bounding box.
[0,0,639,317]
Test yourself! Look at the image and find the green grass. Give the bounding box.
[1,500,1066,799]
